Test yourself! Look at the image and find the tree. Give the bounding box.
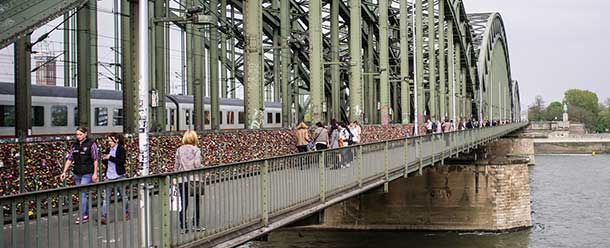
[564,89,599,114]
[544,101,563,121]
[528,95,546,121]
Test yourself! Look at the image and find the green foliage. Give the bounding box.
[544,101,563,121]
[528,95,545,121]
[564,89,599,114]
[568,105,596,131]
[597,107,610,133]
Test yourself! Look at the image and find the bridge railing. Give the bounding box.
[0,122,527,247]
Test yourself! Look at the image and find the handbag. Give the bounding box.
[170,186,182,211]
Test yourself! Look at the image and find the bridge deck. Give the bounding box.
[0,123,526,248]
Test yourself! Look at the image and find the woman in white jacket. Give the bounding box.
[174,130,203,232]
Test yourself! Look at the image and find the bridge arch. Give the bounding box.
[469,12,515,122]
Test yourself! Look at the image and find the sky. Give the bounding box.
[463,0,610,108]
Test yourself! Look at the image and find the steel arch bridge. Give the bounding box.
[0,0,520,131]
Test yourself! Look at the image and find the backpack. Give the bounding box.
[432,122,438,131]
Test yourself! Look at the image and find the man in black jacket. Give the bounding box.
[60,127,99,224]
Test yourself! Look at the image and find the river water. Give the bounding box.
[247,155,610,248]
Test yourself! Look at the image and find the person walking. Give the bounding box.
[313,122,329,150]
[174,130,203,232]
[100,133,129,225]
[60,127,99,224]
[349,121,362,145]
[295,122,311,153]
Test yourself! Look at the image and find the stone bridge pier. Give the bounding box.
[315,137,534,232]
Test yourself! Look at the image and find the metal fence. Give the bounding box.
[0,123,527,247]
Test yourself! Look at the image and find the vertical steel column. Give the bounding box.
[281,0,291,127]
[192,0,205,130]
[90,0,98,89]
[415,0,424,126]
[400,0,410,124]
[447,20,455,122]
[461,67,467,118]
[455,44,461,119]
[137,0,152,245]
[180,0,186,94]
[293,56,300,123]
[330,0,340,121]
[221,0,228,98]
[114,0,121,90]
[349,0,363,123]
[14,37,32,138]
[230,6,237,98]
[154,0,167,131]
[77,2,92,129]
[186,3,194,95]
[488,63,493,120]
[64,14,70,87]
[309,0,323,124]
[244,0,264,129]
[427,0,437,120]
[272,0,281,102]
[379,0,390,125]
[366,25,375,124]
[210,0,220,130]
[438,0,446,120]
[121,0,137,133]
[71,13,77,87]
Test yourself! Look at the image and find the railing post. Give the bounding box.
[418,136,423,176]
[358,145,363,187]
[404,138,409,178]
[431,135,435,165]
[159,176,170,248]
[441,132,445,165]
[18,138,25,193]
[384,141,389,192]
[262,160,269,225]
[319,151,326,202]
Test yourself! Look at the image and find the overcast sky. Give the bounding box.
[464,0,610,108]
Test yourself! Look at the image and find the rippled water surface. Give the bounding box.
[246,155,610,248]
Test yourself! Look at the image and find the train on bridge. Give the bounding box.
[0,83,283,136]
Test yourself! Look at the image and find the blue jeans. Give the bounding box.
[101,177,129,218]
[73,174,93,216]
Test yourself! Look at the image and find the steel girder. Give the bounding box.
[0,0,88,48]
[468,12,518,121]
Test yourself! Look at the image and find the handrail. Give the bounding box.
[0,122,527,248]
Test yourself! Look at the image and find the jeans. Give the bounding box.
[73,174,93,216]
[101,176,129,218]
[178,182,200,229]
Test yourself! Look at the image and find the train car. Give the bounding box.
[0,83,282,137]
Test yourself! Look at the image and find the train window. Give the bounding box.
[276,113,281,124]
[51,106,68,126]
[74,107,78,126]
[219,111,223,124]
[170,109,175,126]
[0,105,15,127]
[113,109,123,126]
[238,111,245,124]
[32,106,44,127]
[267,112,273,124]
[204,111,210,125]
[95,107,108,126]
[165,109,169,125]
[227,112,235,124]
[185,110,191,126]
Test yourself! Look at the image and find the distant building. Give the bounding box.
[35,56,56,86]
